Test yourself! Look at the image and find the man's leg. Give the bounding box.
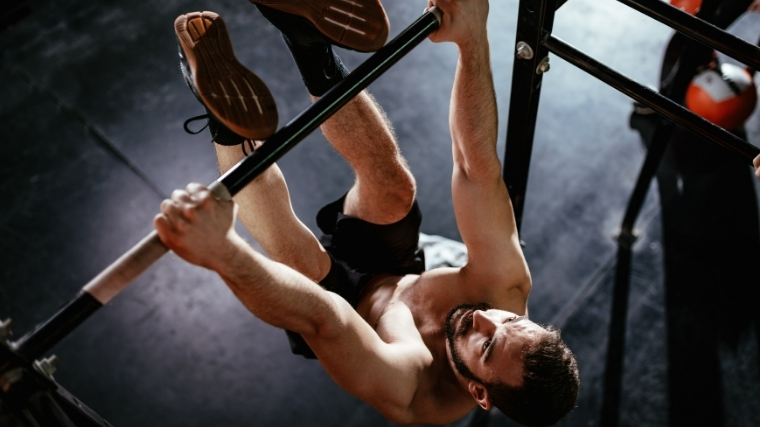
[255,4,416,225]
[175,11,330,282]
[216,145,331,282]
[250,0,389,53]
[316,91,416,225]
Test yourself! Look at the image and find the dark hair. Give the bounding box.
[487,325,579,427]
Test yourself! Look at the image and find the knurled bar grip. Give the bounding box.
[12,8,443,361]
[81,181,231,304]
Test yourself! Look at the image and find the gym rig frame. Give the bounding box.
[500,0,760,426]
[2,1,759,426]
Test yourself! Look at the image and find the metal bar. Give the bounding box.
[13,292,101,360]
[600,119,674,427]
[503,0,558,233]
[8,8,443,362]
[620,121,674,234]
[600,243,634,427]
[544,36,760,163]
[221,9,442,194]
[618,0,760,71]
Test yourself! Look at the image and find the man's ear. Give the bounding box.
[468,381,492,411]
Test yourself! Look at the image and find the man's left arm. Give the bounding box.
[430,0,531,309]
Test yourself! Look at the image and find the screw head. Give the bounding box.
[536,57,551,74]
[515,41,534,60]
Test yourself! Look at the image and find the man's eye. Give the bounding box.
[483,340,491,351]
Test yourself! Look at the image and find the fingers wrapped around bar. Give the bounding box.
[154,184,241,271]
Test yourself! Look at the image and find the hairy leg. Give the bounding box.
[215,144,331,282]
[316,91,416,225]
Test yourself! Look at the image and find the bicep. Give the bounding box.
[451,164,531,299]
[301,295,427,424]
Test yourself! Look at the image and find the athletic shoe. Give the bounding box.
[175,11,278,143]
[250,0,389,52]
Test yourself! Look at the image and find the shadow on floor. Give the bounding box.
[602,112,760,426]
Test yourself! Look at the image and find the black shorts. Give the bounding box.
[286,194,425,359]
[316,193,426,307]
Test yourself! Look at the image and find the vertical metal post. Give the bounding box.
[503,0,558,233]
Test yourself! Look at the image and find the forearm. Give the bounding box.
[216,235,339,336]
[450,35,500,178]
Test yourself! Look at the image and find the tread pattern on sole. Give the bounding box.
[251,0,389,52]
[175,11,278,141]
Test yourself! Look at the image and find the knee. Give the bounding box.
[271,243,332,283]
[354,170,415,223]
[393,167,416,208]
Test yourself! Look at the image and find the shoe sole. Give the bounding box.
[251,0,389,52]
[175,11,278,141]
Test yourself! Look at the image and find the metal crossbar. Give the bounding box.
[502,1,759,426]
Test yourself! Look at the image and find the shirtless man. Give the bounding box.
[159,0,579,425]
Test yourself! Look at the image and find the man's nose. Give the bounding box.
[472,310,497,332]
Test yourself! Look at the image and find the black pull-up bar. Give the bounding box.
[500,2,760,427]
[504,0,760,234]
[10,7,443,362]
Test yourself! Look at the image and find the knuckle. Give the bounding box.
[197,190,213,205]
[181,204,196,219]
[160,199,173,212]
[171,189,187,201]
[187,182,205,194]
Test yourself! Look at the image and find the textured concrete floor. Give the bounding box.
[1,0,760,426]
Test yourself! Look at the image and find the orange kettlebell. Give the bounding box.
[685,62,758,131]
[670,0,702,15]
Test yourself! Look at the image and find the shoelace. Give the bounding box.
[183,114,258,157]
[183,113,211,135]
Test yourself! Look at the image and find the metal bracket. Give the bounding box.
[614,229,639,250]
[33,355,59,380]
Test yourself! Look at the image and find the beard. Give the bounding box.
[444,302,493,382]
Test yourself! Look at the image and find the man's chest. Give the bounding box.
[365,273,461,348]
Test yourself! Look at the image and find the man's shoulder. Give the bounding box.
[407,268,469,305]
[412,264,530,314]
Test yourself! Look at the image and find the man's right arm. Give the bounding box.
[154,184,430,424]
[219,246,432,423]
[754,154,760,178]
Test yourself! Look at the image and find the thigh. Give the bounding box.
[216,145,331,282]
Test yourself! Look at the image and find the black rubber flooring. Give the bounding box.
[1,0,759,426]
